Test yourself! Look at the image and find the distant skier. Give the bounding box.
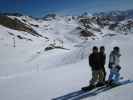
[99,46,106,81]
[108,46,121,85]
[83,46,104,90]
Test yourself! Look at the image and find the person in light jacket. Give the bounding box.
[108,46,121,85]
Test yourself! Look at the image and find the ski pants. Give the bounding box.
[90,69,104,85]
[108,68,120,82]
[101,67,106,81]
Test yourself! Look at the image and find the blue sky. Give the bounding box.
[0,0,133,17]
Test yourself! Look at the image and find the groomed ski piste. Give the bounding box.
[0,15,133,100]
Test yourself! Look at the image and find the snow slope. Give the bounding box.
[0,15,81,76]
[0,34,133,100]
[0,15,133,100]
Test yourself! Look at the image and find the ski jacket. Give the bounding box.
[99,52,106,68]
[109,51,121,68]
[89,53,101,71]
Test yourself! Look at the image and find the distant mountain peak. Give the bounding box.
[93,9,133,19]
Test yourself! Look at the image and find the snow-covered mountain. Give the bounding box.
[0,10,133,100]
[0,9,133,46]
[94,9,133,20]
[92,9,133,34]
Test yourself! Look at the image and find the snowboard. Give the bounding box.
[70,79,131,100]
[52,79,131,100]
[81,77,124,92]
[81,83,106,92]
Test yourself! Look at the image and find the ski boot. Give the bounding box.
[82,84,96,91]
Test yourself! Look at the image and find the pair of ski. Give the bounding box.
[52,79,131,100]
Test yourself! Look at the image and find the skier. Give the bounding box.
[99,46,106,82]
[108,46,121,85]
[82,46,104,90]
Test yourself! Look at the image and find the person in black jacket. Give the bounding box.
[99,46,106,81]
[89,46,104,88]
[82,46,104,91]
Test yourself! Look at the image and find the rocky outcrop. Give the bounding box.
[0,15,42,37]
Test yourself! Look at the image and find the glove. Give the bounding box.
[109,63,114,69]
[116,65,121,71]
